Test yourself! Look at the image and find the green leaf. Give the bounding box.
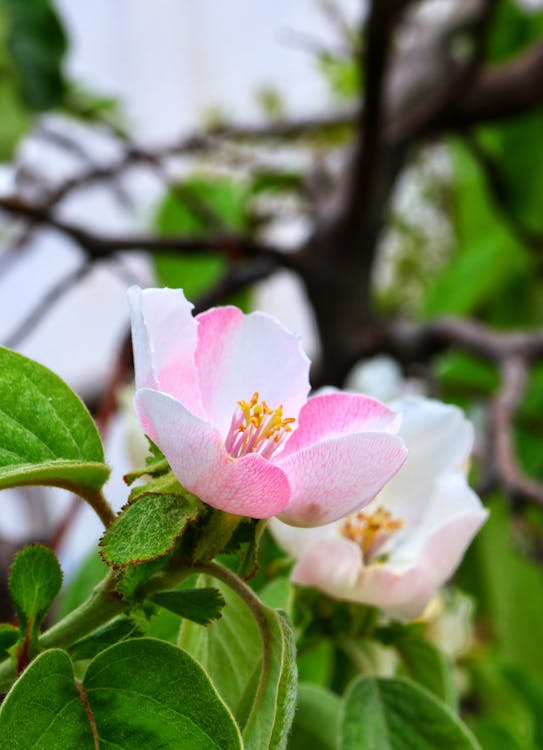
[423,141,528,318]
[180,575,297,749]
[150,587,225,625]
[2,0,67,111]
[0,348,109,499]
[100,491,203,569]
[289,683,341,750]
[84,638,242,749]
[70,617,143,661]
[501,663,543,748]
[0,640,243,749]
[461,498,543,674]
[395,633,458,709]
[9,544,62,632]
[0,649,94,749]
[469,718,528,750]
[340,677,481,750]
[153,175,251,310]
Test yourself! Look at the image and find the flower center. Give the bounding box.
[224,391,296,460]
[339,506,404,562]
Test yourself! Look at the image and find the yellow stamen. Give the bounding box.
[228,392,296,458]
[340,506,404,560]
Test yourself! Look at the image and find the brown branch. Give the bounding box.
[3,263,91,348]
[390,0,496,144]
[490,356,543,506]
[44,110,357,206]
[373,318,543,365]
[422,41,543,136]
[0,195,296,270]
[341,0,403,251]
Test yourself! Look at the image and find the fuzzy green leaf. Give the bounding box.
[84,638,242,749]
[289,683,341,750]
[150,587,225,625]
[395,633,458,709]
[70,617,143,661]
[8,544,62,632]
[0,649,94,749]
[0,641,243,749]
[340,677,481,750]
[0,348,109,498]
[180,575,297,749]
[100,492,203,569]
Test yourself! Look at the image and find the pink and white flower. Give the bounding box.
[128,287,407,526]
[270,396,488,617]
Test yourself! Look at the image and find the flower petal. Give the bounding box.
[291,537,363,594]
[407,473,488,586]
[128,286,203,417]
[135,388,291,518]
[276,432,407,527]
[354,564,435,620]
[378,396,474,522]
[268,517,339,559]
[195,306,310,436]
[281,391,400,457]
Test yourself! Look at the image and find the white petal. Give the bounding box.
[378,396,474,522]
[128,286,203,417]
[268,517,339,559]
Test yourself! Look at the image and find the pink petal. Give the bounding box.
[135,388,291,518]
[128,287,203,418]
[354,565,435,620]
[281,392,400,457]
[276,432,407,527]
[195,306,310,436]
[291,537,362,594]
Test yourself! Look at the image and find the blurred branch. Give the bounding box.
[376,318,543,365]
[491,356,543,507]
[0,194,297,269]
[423,40,543,135]
[3,263,91,348]
[42,110,357,205]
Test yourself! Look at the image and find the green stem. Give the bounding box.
[0,558,199,695]
[78,488,116,528]
[193,561,274,734]
[194,561,266,620]
[0,572,124,693]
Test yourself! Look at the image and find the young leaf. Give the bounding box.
[180,574,297,750]
[0,649,94,748]
[100,492,203,569]
[83,638,242,749]
[0,348,109,500]
[149,587,225,625]
[8,544,62,633]
[289,683,341,750]
[340,676,482,750]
